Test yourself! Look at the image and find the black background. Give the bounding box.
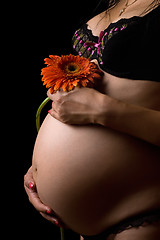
[23,1,105,239]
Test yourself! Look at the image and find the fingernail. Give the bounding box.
[53,219,62,227]
[48,110,51,114]
[46,209,52,215]
[29,182,34,190]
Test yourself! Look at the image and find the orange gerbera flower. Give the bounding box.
[41,54,103,93]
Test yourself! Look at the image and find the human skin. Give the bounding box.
[32,70,160,235]
[24,0,160,238]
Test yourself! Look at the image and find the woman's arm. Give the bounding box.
[47,88,160,147]
[98,95,160,147]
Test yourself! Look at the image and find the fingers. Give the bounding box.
[47,89,53,100]
[80,236,85,240]
[47,88,69,101]
[90,59,98,65]
[48,108,60,121]
[40,212,63,227]
[24,166,52,214]
[28,189,52,213]
[24,182,52,214]
[24,166,36,190]
[47,89,67,122]
[24,166,64,227]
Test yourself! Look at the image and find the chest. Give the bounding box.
[72,7,160,81]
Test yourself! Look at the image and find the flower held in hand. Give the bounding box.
[41,54,103,93]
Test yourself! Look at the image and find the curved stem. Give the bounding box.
[36,97,50,132]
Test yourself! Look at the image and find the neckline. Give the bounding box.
[85,4,160,39]
[85,16,137,41]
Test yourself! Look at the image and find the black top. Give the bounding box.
[82,209,160,240]
[72,5,160,81]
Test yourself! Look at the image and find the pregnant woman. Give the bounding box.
[24,0,160,239]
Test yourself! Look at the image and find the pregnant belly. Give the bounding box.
[32,114,160,235]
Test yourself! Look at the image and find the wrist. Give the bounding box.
[95,93,119,126]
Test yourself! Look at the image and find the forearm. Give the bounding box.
[98,95,160,147]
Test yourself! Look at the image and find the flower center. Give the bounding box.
[65,62,80,74]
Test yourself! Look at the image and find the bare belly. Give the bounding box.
[32,114,160,235]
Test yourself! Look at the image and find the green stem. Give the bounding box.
[60,227,65,240]
[36,97,50,132]
[36,96,65,240]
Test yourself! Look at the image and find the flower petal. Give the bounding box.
[41,54,103,92]
[54,79,63,91]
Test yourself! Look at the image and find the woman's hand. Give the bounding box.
[24,166,62,226]
[47,87,106,125]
